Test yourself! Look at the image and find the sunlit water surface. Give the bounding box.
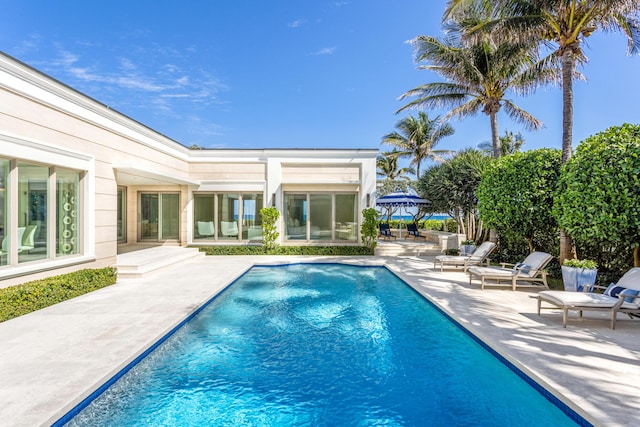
[64,264,579,426]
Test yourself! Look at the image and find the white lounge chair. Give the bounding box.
[537,267,640,329]
[467,251,553,291]
[434,241,496,272]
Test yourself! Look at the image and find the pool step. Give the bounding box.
[116,246,204,279]
[375,241,442,257]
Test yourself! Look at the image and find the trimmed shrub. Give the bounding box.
[199,246,374,256]
[361,208,378,250]
[478,149,561,254]
[0,268,117,323]
[554,123,640,272]
[260,207,280,251]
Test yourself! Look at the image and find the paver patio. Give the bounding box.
[0,252,638,426]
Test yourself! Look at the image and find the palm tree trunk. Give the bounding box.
[559,49,576,263]
[490,112,500,158]
[561,50,575,164]
[634,245,640,267]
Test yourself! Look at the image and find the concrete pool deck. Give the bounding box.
[1,253,639,426]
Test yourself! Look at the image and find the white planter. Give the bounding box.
[561,266,597,292]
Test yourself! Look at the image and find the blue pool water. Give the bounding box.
[61,264,584,426]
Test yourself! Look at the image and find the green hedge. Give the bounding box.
[199,246,375,256]
[0,268,117,323]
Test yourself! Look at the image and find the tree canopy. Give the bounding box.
[381,112,454,179]
[419,149,492,239]
[399,5,554,158]
[477,148,562,252]
[554,124,640,267]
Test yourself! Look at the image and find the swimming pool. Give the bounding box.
[58,263,587,426]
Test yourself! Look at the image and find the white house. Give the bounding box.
[0,52,377,287]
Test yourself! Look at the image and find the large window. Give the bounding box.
[284,192,358,242]
[335,194,358,241]
[117,187,126,243]
[242,193,264,241]
[192,193,263,242]
[310,194,331,240]
[140,193,180,241]
[193,193,215,241]
[284,194,307,240]
[0,159,9,267]
[218,194,239,240]
[18,162,49,263]
[56,168,80,256]
[1,160,83,268]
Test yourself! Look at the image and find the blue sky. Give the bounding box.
[3,0,639,158]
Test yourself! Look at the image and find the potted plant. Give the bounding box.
[460,239,476,256]
[561,259,598,292]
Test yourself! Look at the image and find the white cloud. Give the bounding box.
[116,76,165,91]
[287,19,307,28]
[118,57,137,71]
[312,47,337,55]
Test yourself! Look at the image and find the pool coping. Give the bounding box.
[1,255,639,426]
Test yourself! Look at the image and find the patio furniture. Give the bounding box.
[434,241,496,272]
[406,223,425,239]
[20,225,37,252]
[467,251,553,291]
[220,221,239,237]
[197,221,215,238]
[378,223,396,240]
[536,267,640,329]
[0,227,26,263]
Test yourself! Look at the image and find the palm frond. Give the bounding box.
[501,100,543,131]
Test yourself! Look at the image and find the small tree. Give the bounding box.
[477,149,562,253]
[419,149,492,240]
[554,124,640,268]
[361,208,379,251]
[260,207,280,253]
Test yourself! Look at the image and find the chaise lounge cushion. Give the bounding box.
[604,283,639,303]
[537,291,640,310]
[536,267,640,328]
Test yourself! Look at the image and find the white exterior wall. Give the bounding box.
[0,52,377,287]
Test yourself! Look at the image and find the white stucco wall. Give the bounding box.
[0,52,377,286]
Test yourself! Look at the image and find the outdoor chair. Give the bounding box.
[406,223,425,239]
[197,221,215,238]
[0,227,26,263]
[220,221,239,237]
[536,267,640,329]
[19,225,37,252]
[467,251,553,291]
[434,241,496,272]
[378,223,396,240]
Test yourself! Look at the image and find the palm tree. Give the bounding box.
[376,151,415,181]
[398,15,554,158]
[445,0,640,261]
[478,130,525,155]
[381,112,455,179]
[445,0,640,162]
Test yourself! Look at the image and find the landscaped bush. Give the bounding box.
[554,123,640,273]
[478,149,562,253]
[444,219,457,233]
[421,219,444,231]
[199,246,375,256]
[0,267,117,323]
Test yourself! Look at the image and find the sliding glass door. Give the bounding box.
[139,193,179,241]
